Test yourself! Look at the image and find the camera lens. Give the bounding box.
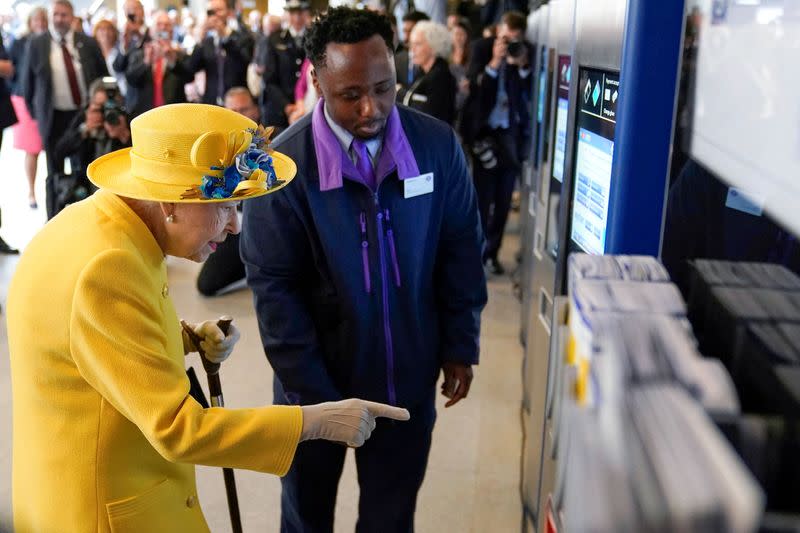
[206,9,216,17]
[126,13,136,22]
[507,40,525,59]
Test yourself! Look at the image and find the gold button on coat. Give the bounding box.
[161,283,169,298]
[186,494,197,508]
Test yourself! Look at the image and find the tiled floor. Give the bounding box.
[0,131,523,532]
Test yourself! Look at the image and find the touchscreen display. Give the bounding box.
[569,68,619,255]
[545,55,572,259]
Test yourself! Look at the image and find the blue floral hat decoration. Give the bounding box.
[87,104,296,203]
[181,125,283,200]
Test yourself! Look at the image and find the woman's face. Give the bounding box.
[167,201,240,262]
[451,26,468,49]
[96,27,116,48]
[30,12,47,34]
[409,31,433,67]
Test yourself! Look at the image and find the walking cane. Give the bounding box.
[181,316,243,533]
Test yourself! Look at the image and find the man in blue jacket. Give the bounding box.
[241,7,487,532]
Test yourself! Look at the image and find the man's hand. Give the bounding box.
[440,362,473,407]
[163,43,179,64]
[300,399,411,447]
[489,36,507,71]
[104,115,131,143]
[143,42,154,65]
[0,59,14,79]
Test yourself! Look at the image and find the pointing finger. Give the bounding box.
[360,401,411,421]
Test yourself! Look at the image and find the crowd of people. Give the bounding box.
[0,0,532,277]
[5,3,535,531]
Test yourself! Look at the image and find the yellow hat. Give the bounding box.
[87,103,296,203]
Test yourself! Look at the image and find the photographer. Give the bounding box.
[126,10,193,118]
[462,11,532,275]
[187,0,254,106]
[54,78,131,213]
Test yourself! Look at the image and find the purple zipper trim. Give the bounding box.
[359,212,371,293]
[384,209,401,287]
[375,197,398,406]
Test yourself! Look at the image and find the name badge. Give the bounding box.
[725,187,764,216]
[404,173,434,199]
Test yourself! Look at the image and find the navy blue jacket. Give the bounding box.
[241,105,487,409]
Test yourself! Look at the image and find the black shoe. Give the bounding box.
[0,237,19,254]
[484,257,505,275]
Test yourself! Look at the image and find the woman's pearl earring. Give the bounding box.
[166,214,175,223]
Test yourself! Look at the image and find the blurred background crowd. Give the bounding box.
[0,0,534,278]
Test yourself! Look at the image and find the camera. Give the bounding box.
[126,12,137,22]
[99,77,126,127]
[506,39,526,59]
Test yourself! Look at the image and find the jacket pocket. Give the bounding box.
[106,478,209,533]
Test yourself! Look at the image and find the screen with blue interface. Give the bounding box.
[569,68,619,255]
[545,55,571,259]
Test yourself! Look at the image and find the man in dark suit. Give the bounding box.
[124,11,193,118]
[259,0,310,128]
[112,0,151,108]
[394,11,428,91]
[462,10,532,274]
[188,0,254,106]
[22,0,108,219]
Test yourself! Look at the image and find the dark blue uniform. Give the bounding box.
[241,103,487,532]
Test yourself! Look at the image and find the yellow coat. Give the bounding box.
[7,190,303,533]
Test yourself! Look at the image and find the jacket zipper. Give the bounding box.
[384,209,402,287]
[359,212,371,293]
[374,192,398,406]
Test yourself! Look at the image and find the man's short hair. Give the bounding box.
[52,0,74,13]
[402,11,429,24]
[87,78,121,101]
[501,11,527,33]
[304,7,394,69]
[224,86,257,105]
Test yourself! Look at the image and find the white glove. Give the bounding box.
[300,399,411,447]
[182,320,241,363]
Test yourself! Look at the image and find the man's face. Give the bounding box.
[51,3,74,36]
[154,13,173,39]
[225,93,260,122]
[287,10,309,32]
[496,23,522,45]
[401,20,415,45]
[264,15,282,35]
[208,0,229,22]
[88,89,108,119]
[313,34,396,140]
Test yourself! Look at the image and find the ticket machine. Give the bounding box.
[520,0,575,528]
[521,0,686,530]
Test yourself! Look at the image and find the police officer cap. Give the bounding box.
[284,0,310,11]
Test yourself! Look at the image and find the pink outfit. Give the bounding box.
[10,95,42,154]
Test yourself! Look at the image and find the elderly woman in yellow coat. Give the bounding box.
[7,103,409,533]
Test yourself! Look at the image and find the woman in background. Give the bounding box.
[449,17,471,128]
[398,21,456,125]
[94,19,126,97]
[9,7,47,209]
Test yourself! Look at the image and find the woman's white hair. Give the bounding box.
[411,21,453,60]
